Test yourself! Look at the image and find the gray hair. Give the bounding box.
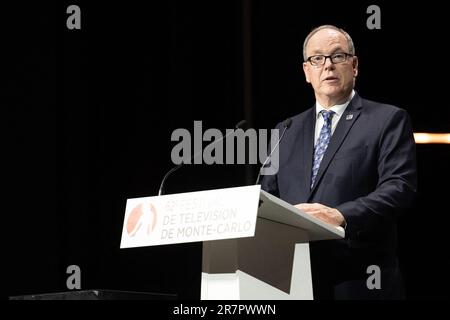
[302,25,355,61]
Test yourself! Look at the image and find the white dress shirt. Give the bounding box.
[314,90,355,146]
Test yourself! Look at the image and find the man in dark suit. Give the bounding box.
[260,25,417,299]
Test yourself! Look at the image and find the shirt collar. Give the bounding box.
[315,90,355,118]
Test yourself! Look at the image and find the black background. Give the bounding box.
[3,1,449,300]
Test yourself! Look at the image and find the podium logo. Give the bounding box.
[126,202,158,237]
[170,121,280,175]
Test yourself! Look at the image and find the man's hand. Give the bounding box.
[295,203,345,227]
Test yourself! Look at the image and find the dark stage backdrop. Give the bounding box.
[3,1,449,300]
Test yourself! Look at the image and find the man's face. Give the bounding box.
[303,29,358,107]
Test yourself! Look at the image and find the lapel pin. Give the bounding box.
[346,114,353,120]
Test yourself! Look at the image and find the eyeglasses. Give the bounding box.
[306,52,353,66]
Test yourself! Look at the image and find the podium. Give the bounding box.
[120,186,344,300]
[201,189,343,300]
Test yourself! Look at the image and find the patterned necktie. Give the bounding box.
[311,110,334,188]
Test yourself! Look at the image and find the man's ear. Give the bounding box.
[303,62,311,83]
[352,56,359,78]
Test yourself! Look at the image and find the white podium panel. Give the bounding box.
[120,186,261,248]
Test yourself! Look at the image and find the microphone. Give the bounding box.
[158,120,248,196]
[255,118,292,185]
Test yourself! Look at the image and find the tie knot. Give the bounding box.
[320,110,334,121]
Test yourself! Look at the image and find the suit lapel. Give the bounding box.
[298,107,315,202]
[308,95,363,199]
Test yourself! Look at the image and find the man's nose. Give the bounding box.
[324,56,335,69]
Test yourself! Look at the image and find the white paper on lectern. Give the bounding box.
[120,185,261,248]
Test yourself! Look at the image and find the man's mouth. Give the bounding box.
[323,76,339,81]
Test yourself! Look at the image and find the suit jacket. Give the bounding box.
[260,93,417,299]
